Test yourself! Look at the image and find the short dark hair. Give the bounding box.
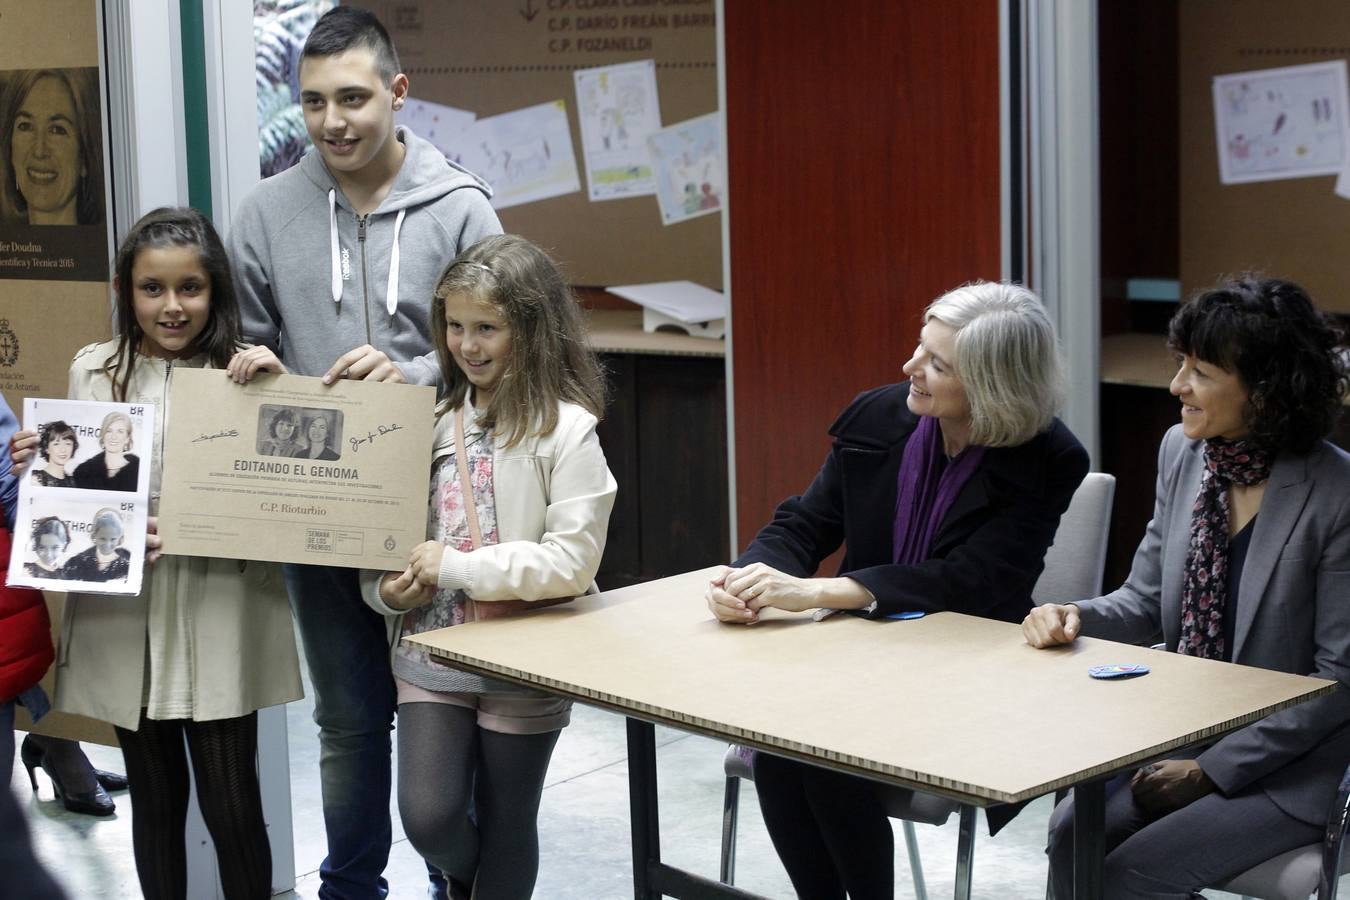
[1169,275,1348,454]
[30,516,71,552]
[106,207,242,402]
[270,408,300,438]
[302,6,401,84]
[37,420,78,461]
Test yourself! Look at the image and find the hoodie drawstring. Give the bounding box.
[328,189,341,304]
[385,208,406,316]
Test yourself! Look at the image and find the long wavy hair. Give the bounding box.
[431,235,606,447]
[104,207,241,402]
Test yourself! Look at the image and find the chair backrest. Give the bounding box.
[1031,472,1115,606]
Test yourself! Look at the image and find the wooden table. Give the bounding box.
[408,568,1334,899]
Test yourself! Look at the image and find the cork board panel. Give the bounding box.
[1,0,116,746]
[1180,1,1350,311]
[363,1,720,289]
[409,568,1330,804]
[0,0,112,409]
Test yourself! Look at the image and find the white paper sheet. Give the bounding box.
[7,398,154,595]
[1212,60,1350,184]
[396,97,476,164]
[607,281,726,324]
[646,112,723,225]
[574,60,662,201]
[455,100,582,210]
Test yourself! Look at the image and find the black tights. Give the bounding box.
[753,752,894,900]
[396,702,561,900]
[114,710,270,900]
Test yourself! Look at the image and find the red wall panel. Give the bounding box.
[725,2,1004,550]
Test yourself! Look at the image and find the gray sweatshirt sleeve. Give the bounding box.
[228,195,283,354]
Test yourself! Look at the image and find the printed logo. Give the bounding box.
[384,536,396,551]
[340,247,352,282]
[0,319,18,367]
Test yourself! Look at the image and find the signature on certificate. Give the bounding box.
[348,422,403,454]
[192,428,240,443]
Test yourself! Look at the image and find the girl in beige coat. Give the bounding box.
[11,208,301,900]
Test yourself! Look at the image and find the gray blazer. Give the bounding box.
[1077,424,1350,827]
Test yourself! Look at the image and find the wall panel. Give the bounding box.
[725,3,1003,549]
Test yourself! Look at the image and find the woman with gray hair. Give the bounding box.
[707,281,1089,899]
[72,411,138,492]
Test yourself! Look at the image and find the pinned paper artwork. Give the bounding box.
[456,100,582,210]
[574,60,662,201]
[647,113,722,225]
[396,97,476,164]
[1212,60,1350,184]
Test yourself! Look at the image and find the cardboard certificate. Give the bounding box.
[157,369,435,570]
[6,398,154,595]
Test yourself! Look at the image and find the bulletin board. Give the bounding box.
[363,1,721,289]
[0,0,117,748]
[1180,0,1350,312]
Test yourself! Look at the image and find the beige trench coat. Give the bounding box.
[53,341,302,730]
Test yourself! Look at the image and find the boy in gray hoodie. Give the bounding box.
[228,8,500,899]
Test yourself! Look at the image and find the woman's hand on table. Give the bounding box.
[707,564,874,623]
[1022,603,1081,648]
[380,568,433,611]
[8,428,36,476]
[706,566,759,624]
[1130,759,1215,813]
[408,540,447,588]
[722,562,824,614]
[226,345,287,383]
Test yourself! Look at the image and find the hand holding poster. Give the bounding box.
[157,369,435,570]
[6,398,154,595]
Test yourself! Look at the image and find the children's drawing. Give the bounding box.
[1213,61,1350,184]
[456,101,581,210]
[395,97,476,164]
[574,60,662,201]
[646,113,723,225]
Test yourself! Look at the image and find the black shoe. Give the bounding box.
[20,735,116,817]
[94,769,128,792]
[19,734,43,792]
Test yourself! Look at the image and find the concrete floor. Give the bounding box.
[13,650,1253,899]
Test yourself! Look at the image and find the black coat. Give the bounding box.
[735,382,1090,623]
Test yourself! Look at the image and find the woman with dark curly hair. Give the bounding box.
[1024,274,1350,900]
[30,421,77,488]
[259,408,304,458]
[24,516,70,578]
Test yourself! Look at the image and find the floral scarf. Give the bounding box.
[1178,438,1271,659]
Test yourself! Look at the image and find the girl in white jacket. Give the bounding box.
[369,234,616,900]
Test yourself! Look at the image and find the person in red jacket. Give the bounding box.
[0,501,54,766]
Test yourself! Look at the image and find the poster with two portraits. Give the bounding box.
[6,398,152,595]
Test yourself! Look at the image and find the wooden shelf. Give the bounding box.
[585,309,725,359]
[1100,331,1174,389]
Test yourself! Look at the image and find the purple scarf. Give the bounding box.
[892,415,987,565]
